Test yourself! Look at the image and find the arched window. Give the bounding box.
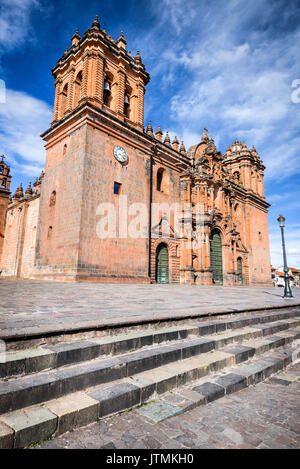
[0,166,3,174]
[124,84,132,119]
[49,191,56,207]
[234,204,242,221]
[1,178,6,188]
[233,171,240,183]
[63,144,67,156]
[157,168,167,192]
[74,71,82,107]
[61,83,68,115]
[124,92,130,117]
[103,72,113,108]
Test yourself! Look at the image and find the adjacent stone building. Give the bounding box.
[0,17,272,286]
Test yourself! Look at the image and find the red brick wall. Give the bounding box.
[245,203,272,286]
[34,126,86,278]
[76,124,151,281]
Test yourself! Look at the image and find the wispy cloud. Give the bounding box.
[141,0,300,181]
[139,0,300,268]
[0,0,40,53]
[0,89,52,175]
[269,225,300,268]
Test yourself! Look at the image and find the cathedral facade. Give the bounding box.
[0,17,272,286]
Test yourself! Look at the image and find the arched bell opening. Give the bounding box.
[60,83,68,115]
[124,84,132,119]
[103,72,114,108]
[74,71,83,107]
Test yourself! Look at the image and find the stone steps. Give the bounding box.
[0,319,299,448]
[0,318,299,416]
[1,308,299,379]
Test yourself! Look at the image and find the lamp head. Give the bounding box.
[277,214,285,228]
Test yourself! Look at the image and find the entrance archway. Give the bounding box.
[156,243,169,284]
[210,229,223,285]
[237,257,243,285]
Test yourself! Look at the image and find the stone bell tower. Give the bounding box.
[51,15,149,131]
[0,155,11,261]
[35,16,151,282]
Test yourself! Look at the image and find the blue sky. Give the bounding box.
[0,0,299,268]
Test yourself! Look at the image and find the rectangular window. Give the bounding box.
[114,182,122,195]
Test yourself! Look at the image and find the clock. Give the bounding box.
[113,146,128,164]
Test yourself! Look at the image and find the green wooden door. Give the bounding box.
[210,230,223,285]
[156,245,169,284]
[237,257,243,285]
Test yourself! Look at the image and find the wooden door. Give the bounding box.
[156,244,169,284]
[210,230,223,285]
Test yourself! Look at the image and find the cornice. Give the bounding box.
[41,101,191,170]
[8,193,40,211]
[52,31,150,85]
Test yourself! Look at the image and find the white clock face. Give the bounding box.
[113,146,128,164]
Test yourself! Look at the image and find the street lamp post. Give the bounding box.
[277,214,293,298]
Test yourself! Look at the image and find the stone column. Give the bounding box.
[95,52,104,104]
[81,51,91,102]
[258,171,264,198]
[180,177,194,283]
[116,67,126,117]
[204,225,211,270]
[204,183,208,212]
[208,186,214,210]
[136,81,145,128]
[66,66,75,112]
[53,78,62,122]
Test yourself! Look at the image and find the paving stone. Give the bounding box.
[1,406,57,448]
[176,388,207,407]
[222,345,255,363]
[233,362,266,385]
[36,360,300,449]
[99,441,116,449]
[3,281,299,344]
[0,348,56,378]
[192,382,225,402]
[153,330,179,344]
[275,371,300,382]
[0,373,61,414]
[45,392,99,435]
[215,373,247,394]
[196,322,217,336]
[48,341,101,366]
[124,349,163,375]
[136,401,183,423]
[162,392,195,412]
[136,368,177,394]
[268,377,291,386]
[126,376,156,402]
[0,420,14,449]
[56,357,127,395]
[89,382,141,417]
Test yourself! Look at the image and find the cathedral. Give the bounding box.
[0,16,272,286]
